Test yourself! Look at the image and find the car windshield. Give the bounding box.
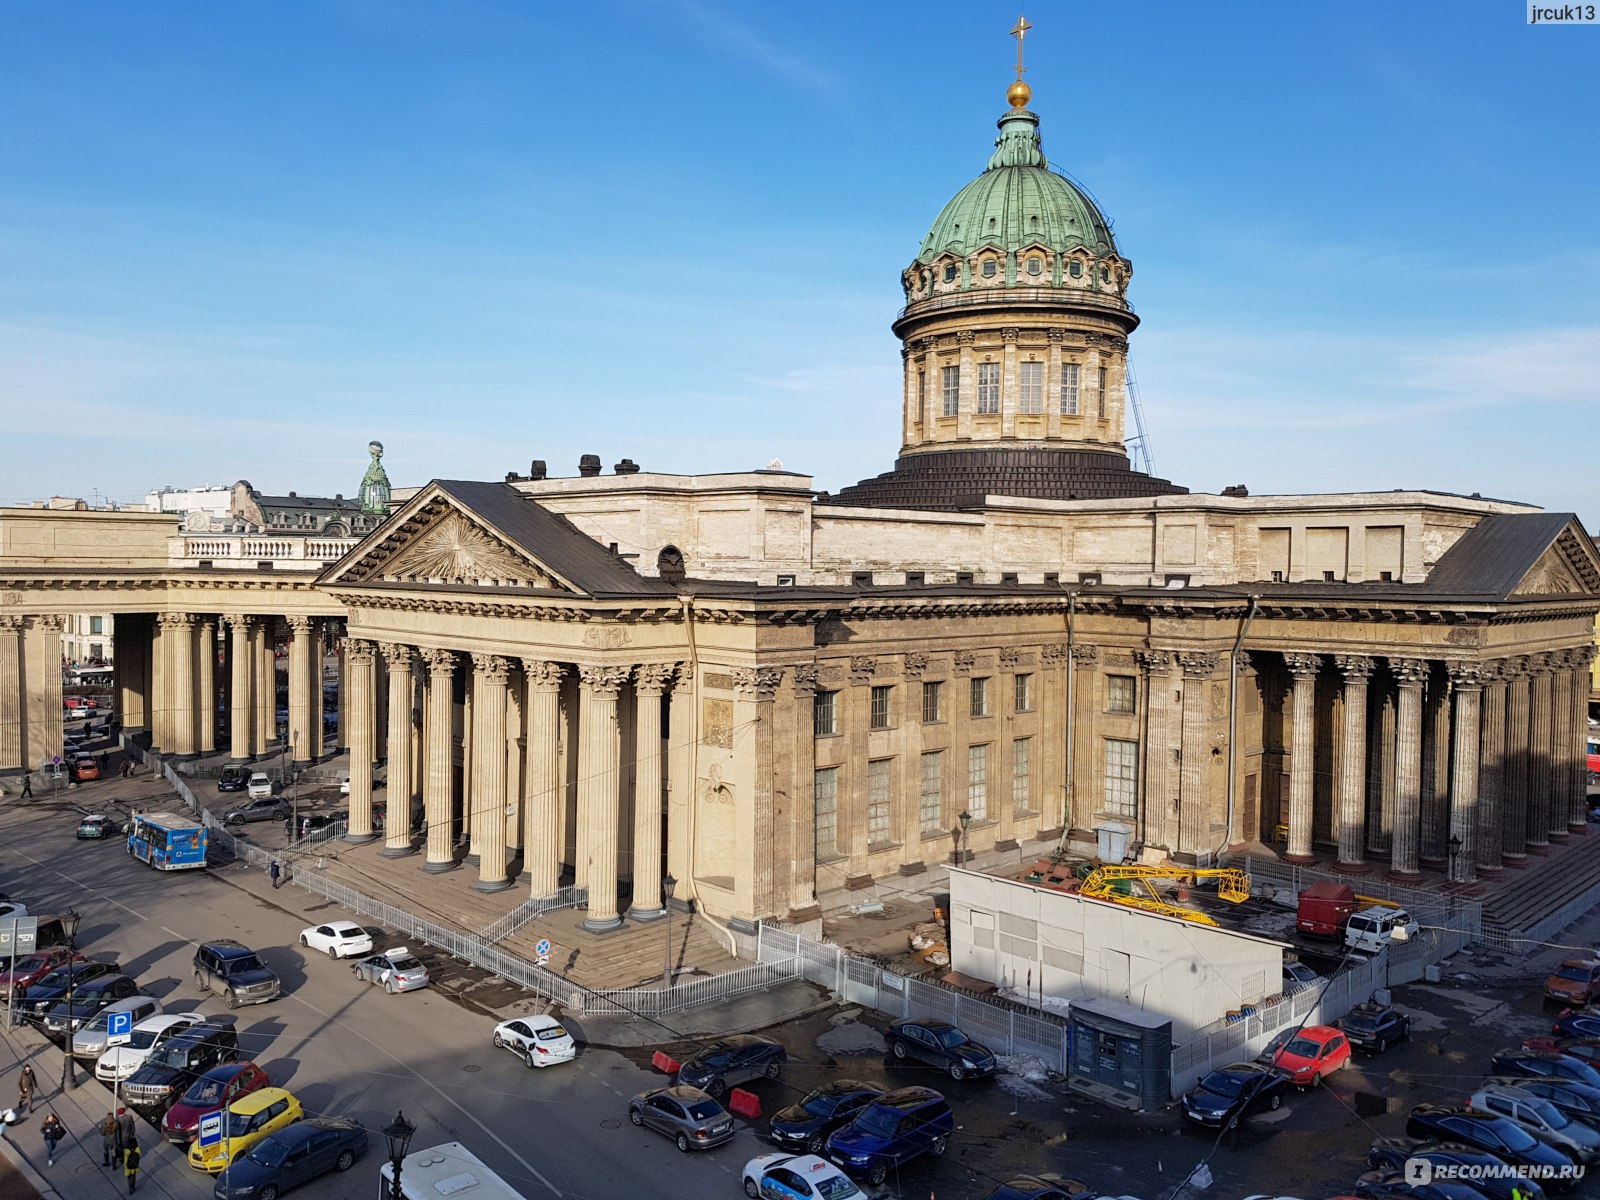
[11,956,47,974]
[685,1100,723,1121]
[224,1108,260,1137]
[934,1028,968,1049]
[224,956,265,976]
[1200,1072,1246,1098]
[128,1027,162,1049]
[852,1106,902,1138]
[1344,1013,1382,1030]
[389,955,422,972]
[1530,1098,1571,1128]
[1556,967,1594,982]
[245,1137,289,1168]
[803,1090,846,1117]
[815,1175,860,1200]
[536,1025,568,1041]
[183,1077,225,1104]
[1283,1037,1321,1057]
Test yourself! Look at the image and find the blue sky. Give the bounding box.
[2,1,1596,521]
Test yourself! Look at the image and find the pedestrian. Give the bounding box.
[98,751,108,770]
[17,1063,37,1113]
[115,1106,136,1153]
[40,1112,63,1166]
[270,859,281,889]
[300,816,310,840]
[99,1111,118,1166]
[19,774,31,799]
[122,1141,140,1194]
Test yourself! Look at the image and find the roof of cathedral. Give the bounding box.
[1420,511,1598,598]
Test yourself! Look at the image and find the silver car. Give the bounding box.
[1469,1084,1600,1163]
[628,1085,735,1153]
[352,948,429,994]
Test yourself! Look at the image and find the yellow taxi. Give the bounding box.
[186,1086,303,1173]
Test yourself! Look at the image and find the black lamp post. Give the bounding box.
[59,909,81,1091]
[383,1110,416,1200]
[1448,833,1462,882]
[957,810,973,866]
[662,873,677,991]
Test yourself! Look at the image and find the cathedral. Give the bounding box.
[2,67,1597,935]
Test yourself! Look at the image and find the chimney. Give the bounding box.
[578,454,602,478]
[529,460,547,480]
[614,459,640,474]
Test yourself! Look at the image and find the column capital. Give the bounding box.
[472,653,511,685]
[1389,657,1429,686]
[1568,644,1597,669]
[156,612,194,631]
[1135,649,1173,675]
[0,614,23,633]
[634,662,680,695]
[343,638,376,666]
[521,659,566,690]
[221,614,255,633]
[379,642,414,670]
[1500,654,1531,679]
[1479,657,1511,685]
[1177,651,1220,679]
[1446,660,1486,691]
[733,666,784,699]
[286,615,313,636]
[420,647,457,677]
[577,663,630,698]
[1282,651,1321,678]
[1070,644,1099,666]
[998,646,1020,670]
[1039,644,1066,667]
[903,652,931,678]
[848,656,877,684]
[1333,653,1375,681]
[953,651,975,674]
[790,663,821,696]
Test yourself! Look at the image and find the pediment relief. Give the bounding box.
[1513,526,1600,597]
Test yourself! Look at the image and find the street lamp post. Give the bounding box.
[957,810,973,866]
[59,909,81,1091]
[1448,833,1462,883]
[661,874,677,991]
[383,1110,416,1200]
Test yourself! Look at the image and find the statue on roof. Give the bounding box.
[358,440,391,515]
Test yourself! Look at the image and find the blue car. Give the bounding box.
[886,1018,997,1081]
[825,1086,953,1188]
[210,1117,367,1199]
[1553,1012,1600,1041]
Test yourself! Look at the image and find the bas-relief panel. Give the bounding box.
[703,698,734,748]
[1072,525,1151,564]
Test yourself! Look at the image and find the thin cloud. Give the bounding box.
[666,0,845,100]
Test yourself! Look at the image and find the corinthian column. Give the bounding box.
[343,639,378,843]
[0,617,23,773]
[1529,655,1555,848]
[1503,657,1531,860]
[225,617,255,762]
[420,649,458,873]
[522,661,566,897]
[163,613,198,758]
[254,621,275,753]
[286,616,314,766]
[196,618,217,754]
[470,654,512,892]
[1176,652,1219,861]
[1134,650,1174,851]
[1388,658,1428,880]
[578,664,629,932]
[1333,654,1374,872]
[1570,648,1596,831]
[380,644,417,857]
[628,664,676,920]
[1477,660,1508,874]
[1282,653,1320,863]
[1447,661,1484,883]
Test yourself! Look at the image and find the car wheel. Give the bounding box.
[1376,1037,1388,1054]
[259,1187,279,1200]
[891,1040,907,1060]
[806,1134,825,1155]
[675,1133,691,1153]
[1267,1093,1281,1111]
[525,1050,538,1069]
[868,1161,888,1187]
[744,1178,761,1199]
[707,1077,726,1097]
[930,1134,948,1157]
[385,979,396,994]
[225,990,238,1010]
[299,935,309,947]
[228,816,243,826]
[629,1109,643,1126]
[949,1063,966,1081]
[493,1033,506,1048]
[335,1149,355,1172]
[763,1060,781,1080]
[1311,1071,1322,1088]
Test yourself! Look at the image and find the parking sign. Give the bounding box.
[106,1009,135,1046]
[198,1111,224,1148]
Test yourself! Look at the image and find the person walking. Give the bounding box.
[99,1111,118,1166]
[115,1106,136,1154]
[17,1063,37,1113]
[122,1141,141,1193]
[40,1112,63,1166]
[270,859,281,889]
[19,774,31,799]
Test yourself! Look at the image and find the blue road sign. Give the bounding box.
[535,938,551,957]
[198,1111,224,1148]
[106,1009,134,1046]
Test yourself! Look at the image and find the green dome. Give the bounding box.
[916,108,1117,263]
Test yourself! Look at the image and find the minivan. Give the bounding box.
[1344,906,1419,954]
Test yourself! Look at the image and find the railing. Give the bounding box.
[584,958,806,1017]
[479,889,587,943]
[173,534,359,567]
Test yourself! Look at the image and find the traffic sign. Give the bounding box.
[50,756,62,765]
[198,1111,224,1148]
[0,918,39,956]
[106,1009,134,1046]
[535,938,551,958]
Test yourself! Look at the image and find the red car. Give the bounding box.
[0,947,84,1001]
[1273,1024,1352,1087]
[1523,1034,1600,1068]
[161,1061,270,1144]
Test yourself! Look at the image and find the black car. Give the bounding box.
[209,1116,367,1199]
[768,1080,887,1154]
[1553,1012,1600,1040]
[217,767,249,793]
[1367,1138,1546,1200]
[124,1018,241,1111]
[1404,1107,1576,1189]
[1344,1002,1412,1053]
[193,940,281,1008]
[986,1177,1097,1200]
[41,973,138,1034]
[1180,1062,1290,1127]
[1354,1168,1500,1200]
[886,1018,998,1080]
[1489,1048,1600,1089]
[1482,1075,1600,1132]
[675,1034,786,1095]
[15,959,123,1023]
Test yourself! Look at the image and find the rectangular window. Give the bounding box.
[970,676,990,718]
[920,751,944,834]
[1104,738,1139,818]
[1012,737,1032,814]
[870,685,893,731]
[1019,361,1043,413]
[921,680,943,723]
[941,365,960,417]
[813,690,837,737]
[976,362,1000,414]
[1107,675,1137,714]
[89,616,103,635]
[1097,365,1108,418]
[814,767,839,856]
[1060,363,1080,415]
[1013,672,1034,712]
[967,744,989,821]
[867,758,893,845]
[916,370,925,422]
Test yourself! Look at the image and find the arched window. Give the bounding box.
[657,545,686,584]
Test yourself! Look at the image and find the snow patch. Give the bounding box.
[815,1021,885,1056]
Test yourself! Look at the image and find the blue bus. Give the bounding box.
[126,812,208,870]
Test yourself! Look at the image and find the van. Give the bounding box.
[1297,881,1357,939]
[1344,905,1419,954]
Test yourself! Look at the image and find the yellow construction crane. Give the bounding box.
[1076,865,1253,926]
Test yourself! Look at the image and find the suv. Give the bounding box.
[224,795,287,825]
[246,773,275,799]
[825,1086,955,1187]
[193,941,280,1008]
[42,974,139,1034]
[1344,906,1419,954]
[126,1018,242,1112]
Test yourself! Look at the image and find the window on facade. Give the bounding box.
[1013,737,1032,813]
[1026,256,1043,276]
[867,759,893,845]
[1061,363,1080,415]
[814,690,838,737]
[917,370,926,422]
[89,616,103,635]
[1019,361,1043,413]
[981,259,997,278]
[1097,366,1108,418]
[815,767,839,856]
[920,751,944,834]
[1069,259,1083,278]
[941,365,960,417]
[977,362,1000,414]
[922,680,943,723]
[870,685,893,731]
[1107,675,1137,714]
[1014,673,1034,712]
[967,744,989,821]
[943,263,958,282]
[970,676,990,718]
[1104,738,1138,818]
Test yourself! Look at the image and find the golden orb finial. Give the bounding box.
[1007,79,1032,109]
[1008,15,1033,109]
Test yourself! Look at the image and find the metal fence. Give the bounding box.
[480,889,587,943]
[583,958,806,1017]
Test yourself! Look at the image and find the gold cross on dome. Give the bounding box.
[1010,14,1032,76]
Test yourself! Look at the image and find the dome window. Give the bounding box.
[981,260,997,279]
[1026,256,1043,276]
[943,263,959,282]
[1100,266,1110,283]
[1068,260,1083,279]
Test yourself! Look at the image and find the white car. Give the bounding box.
[352,947,430,994]
[0,902,27,921]
[246,772,274,798]
[94,1012,205,1082]
[492,1014,577,1068]
[299,921,373,959]
[742,1153,862,1200]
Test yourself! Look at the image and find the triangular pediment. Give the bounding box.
[1512,524,1600,596]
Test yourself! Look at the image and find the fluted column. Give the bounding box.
[225,617,255,762]
[628,664,676,919]
[1502,658,1531,860]
[343,639,378,843]
[1529,655,1555,848]
[1176,652,1219,860]
[470,654,512,892]
[113,614,150,733]
[522,661,566,897]
[1333,654,1374,871]
[1447,661,1483,883]
[286,616,313,765]
[1478,660,1508,874]
[1570,649,1596,831]
[1420,668,1451,864]
[420,649,458,873]
[505,679,524,854]
[1136,651,1174,852]
[34,617,65,767]
[380,644,418,857]
[578,664,629,932]
[253,621,275,752]
[0,617,23,774]
[193,617,216,754]
[1366,679,1396,858]
[1282,653,1321,863]
[163,613,198,757]
[1388,658,1428,879]
[308,621,326,762]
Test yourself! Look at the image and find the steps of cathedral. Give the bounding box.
[1481,829,1600,934]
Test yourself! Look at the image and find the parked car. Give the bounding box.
[127,1019,243,1114]
[1343,1002,1412,1053]
[225,794,288,825]
[193,940,281,1008]
[41,973,139,1034]
[95,1012,206,1082]
[298,921,373,959]
[492,1014,576,1068]
[676,1034,787,1095]
[187,1086,304,1173]
[1273,1025,1352,1086]
[742,1153,863,1200]
[217,767,249,793]
[15,959,122,1023]
[825,1086,954,1187]
[76,814,113,839]
[208,1115,367,1199]
[1366,1137,1548,1200]
[71,994,163,1058]
[1405,1106,1578,1187]
[1553,1011,1600,1041]
[0,947,83,1001]
[1180,1062,1291,1127]
[1467,1084,1600,1163]
[246,773,275,800]
[1283,962,1321,991]
[628,1085,735,1152]
[0,901,28,921]
[885,1018,998,1080]
[1524,1036,1600,1070]
[1345,906,1420,954]
[1545,960,1600,1006]
[160,1059,266,1144]
[352,947,429,994]
[768,1080,888,1155]
[1353,1168,1498,1200]
[68,754,100,781]
[1490,1048,1600,1090]
[984,1179,1096,1200]
[1484,1075,1600,1132]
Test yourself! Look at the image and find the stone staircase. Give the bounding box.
[500,906,742,990]
[1482,831,1600,939]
